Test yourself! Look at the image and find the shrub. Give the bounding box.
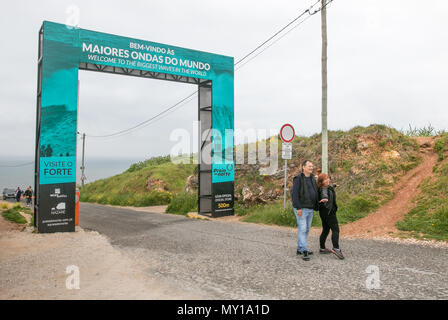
[434,133,448,161]
[242,203,297,227]
[403,124,438,137]
[166,192,197,215]
[234,202,252,216]
[126,156,172,173]
[349,138,358,152]
[349,195,379,213]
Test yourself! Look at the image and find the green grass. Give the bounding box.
[237,125,420,227]
[79,124,425,224]
[434,133,448,161]
[80,160,195,207]
[239,192,380,228]
[403,124,438,137]
[126,155,172,173]
[1,204,30,224]
[396,160,448,241]
[241,202,300,227]
[165,192,197,215]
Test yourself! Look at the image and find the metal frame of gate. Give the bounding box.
[198,80,212,214]
[34,33,215,222]
[34,26,43,226]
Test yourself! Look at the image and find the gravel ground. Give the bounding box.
[0,224,202,299]
[79,203,448,300]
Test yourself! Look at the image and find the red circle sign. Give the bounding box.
[280,124,295,143]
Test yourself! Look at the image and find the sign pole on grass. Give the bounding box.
[279,124,295,209]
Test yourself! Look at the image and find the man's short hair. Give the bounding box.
[301,160,311,168]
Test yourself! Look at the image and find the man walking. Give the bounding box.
[291,160,319,261]
[15,187,23,203]
[24,186,33,207]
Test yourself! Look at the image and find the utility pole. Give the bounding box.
[81,133,86,188]
[321,0,328,174]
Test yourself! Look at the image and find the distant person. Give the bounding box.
[317,173,344,260]
[15,187,22,203]
[24,186,32,207]
[291,160,319,261]
[40,145,47,157]
[46,145,53,157]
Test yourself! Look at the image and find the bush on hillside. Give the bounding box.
[126,155,171,173]
[166,192,197,215]
[434,133,448,161]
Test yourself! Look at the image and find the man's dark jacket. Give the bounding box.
[291,172,319,211]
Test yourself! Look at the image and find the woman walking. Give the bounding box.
[317,173,344,260]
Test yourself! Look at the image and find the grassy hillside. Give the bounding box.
[80,125,423,226]
[396,133,448,241]
[80,156,195,206]
[235,125,422,226]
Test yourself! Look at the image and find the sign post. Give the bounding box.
[279,124,295,209]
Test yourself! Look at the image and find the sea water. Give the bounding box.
[0,157,137,192]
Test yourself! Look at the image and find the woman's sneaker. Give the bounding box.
[319,248,331,254]
[331,248,345,260]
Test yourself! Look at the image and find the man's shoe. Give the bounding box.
[331,248,345,260]
[308,250,313,255]
[319,248,331,254]
[296,249,302,255]
[302,251,310,261]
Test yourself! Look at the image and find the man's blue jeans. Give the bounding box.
[294,208,314,253]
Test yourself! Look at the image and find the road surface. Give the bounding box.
[79,202,448,299]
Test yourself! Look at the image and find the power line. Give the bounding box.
[234,0,321,66]
[82,0,334,140]
[86,91,197,138]
[0,161,34,168]
[235,13,313,71]
[236,0,334,71]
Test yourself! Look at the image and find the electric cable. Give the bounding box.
[81,0,334,139]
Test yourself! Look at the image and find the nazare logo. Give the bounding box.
[51,202,67,215]
[56,203,66,210]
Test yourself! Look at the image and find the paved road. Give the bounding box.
[80,203,448,299]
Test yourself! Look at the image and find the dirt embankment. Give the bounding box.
[0,221,201,300]
[340,137,437,238]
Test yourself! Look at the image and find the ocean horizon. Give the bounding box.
[0,156,141,192]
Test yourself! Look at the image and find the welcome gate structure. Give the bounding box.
[34,21,234,233]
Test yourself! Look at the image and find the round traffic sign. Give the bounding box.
[280,123,295,143]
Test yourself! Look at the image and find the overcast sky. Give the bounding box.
[1,0,447,162]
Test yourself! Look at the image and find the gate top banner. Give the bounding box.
[44,21,234,80]
[39,21,234,185]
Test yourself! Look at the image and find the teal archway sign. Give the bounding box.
[35,21,234,233]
